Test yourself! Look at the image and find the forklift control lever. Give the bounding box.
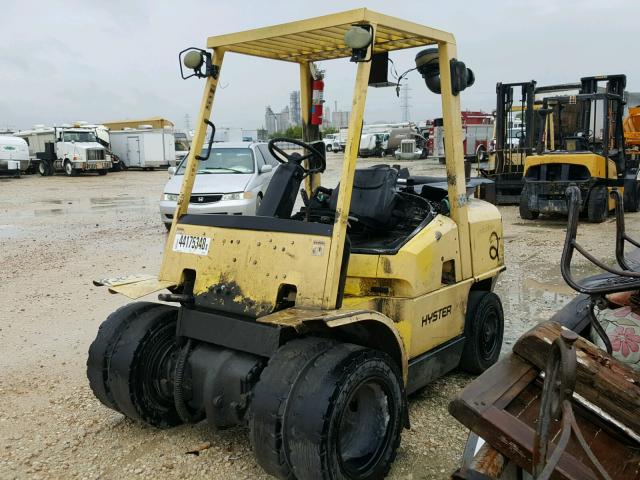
[196,120,216,161]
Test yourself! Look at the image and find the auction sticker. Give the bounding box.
[173,234,211,256]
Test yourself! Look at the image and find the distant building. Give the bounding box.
[264,105,291,134]
[265,106,277,134]
[290,91,301,126]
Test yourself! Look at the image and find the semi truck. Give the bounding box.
[15,126,111,176]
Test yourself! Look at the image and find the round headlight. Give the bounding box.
[184,50,204,70]
[344,26,372,50]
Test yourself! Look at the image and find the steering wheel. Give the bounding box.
[268,138,326,175]
[575,129,593,138]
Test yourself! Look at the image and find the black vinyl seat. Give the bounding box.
[329,165,399,230]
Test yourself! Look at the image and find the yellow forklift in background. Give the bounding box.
[520,75,640,222]
[88,10,505,479]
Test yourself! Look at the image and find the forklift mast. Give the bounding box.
[494,81,536,173]
[580,75,627,164]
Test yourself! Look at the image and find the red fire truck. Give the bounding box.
[427,111,493,163]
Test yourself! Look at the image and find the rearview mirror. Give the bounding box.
[168,166,177,175]
[260,164,273,174]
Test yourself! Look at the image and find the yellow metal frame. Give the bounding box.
[102,10,507,380]
[159,8,473,303]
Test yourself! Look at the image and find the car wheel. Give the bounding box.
[326,144,333,152]
[98,169,108,176]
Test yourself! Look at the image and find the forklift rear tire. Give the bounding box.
[519,191,538,220]
[283,343,404,480]
[87,301,165,412]
[249,337,337,479]
[460,291,504,374]
[102,304,182,428]
[587,186,608,223]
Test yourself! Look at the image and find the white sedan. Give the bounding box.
[160,142,279,230]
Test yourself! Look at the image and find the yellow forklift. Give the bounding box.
[520,75,640,222]
[88,10,505,479]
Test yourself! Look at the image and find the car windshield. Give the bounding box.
[176,148,254,174]
[175,140,189,152]
[63,131,97,142]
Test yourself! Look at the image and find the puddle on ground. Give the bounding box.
[498,260,606,347]
[0,224,23,240]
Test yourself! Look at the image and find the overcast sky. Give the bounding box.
[2,0,638,131]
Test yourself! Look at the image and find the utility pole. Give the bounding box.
[400,81,411,122]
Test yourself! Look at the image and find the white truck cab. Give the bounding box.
[15,126,112,176]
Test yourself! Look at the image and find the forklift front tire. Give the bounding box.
[460,291,504,374]
[284,343,404,480]
[587,186,608,223]
[87,301,165,412]
[624,183,640,213]
[94,304,182,428]
[519,191,538,220]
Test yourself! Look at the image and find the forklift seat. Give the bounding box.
[329,165,399,230]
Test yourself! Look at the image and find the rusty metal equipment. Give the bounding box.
[450,185,640,480]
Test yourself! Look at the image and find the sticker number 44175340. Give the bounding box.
[172,234,211,256]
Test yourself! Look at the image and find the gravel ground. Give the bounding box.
[1,154,638,479]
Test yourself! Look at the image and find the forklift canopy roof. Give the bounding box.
[206,8,453,62]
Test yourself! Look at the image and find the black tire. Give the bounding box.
[38,161,47,176]
[326,144,333,152]
[460,291,504,374]
[284,344,405,480]
[64,160,77,177]
[519,186,539,220]
[87,301,164,412]
[98,169,108,176]
[587,186,608,223]
[255,193,263,214]
[249,337,337,479]
[624,182,640,213]
[106,304,182,427]
[164,222,172,232]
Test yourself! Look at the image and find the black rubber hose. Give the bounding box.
[173,339,201,423]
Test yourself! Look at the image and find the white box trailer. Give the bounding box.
[0,135,30,173]
[109,128,176,169]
